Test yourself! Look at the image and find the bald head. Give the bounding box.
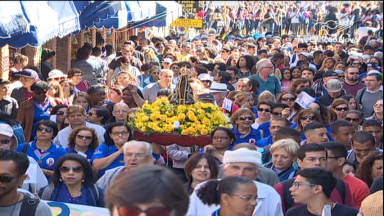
[113,102,129,122]
[233,143,257,151]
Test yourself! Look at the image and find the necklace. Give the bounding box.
[9,192,21,216]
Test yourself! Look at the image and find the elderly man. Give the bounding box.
[96,140,155,190]
[143,69,175,103]
[112,102,129,123]
[248,59,281,96]
[187,148,283,216]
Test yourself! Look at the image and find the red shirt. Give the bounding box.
[343,174,370,209]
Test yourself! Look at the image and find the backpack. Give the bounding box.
[358,87,366,106]
[20,192,40,216]
[282,178,346,210]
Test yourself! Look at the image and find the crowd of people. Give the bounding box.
[0,1,383,216]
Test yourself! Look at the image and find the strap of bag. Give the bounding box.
[41,184,55,200]
[282,179,295,210]
[20,192,40,216]
[22,143,30,154]
[335,178,346,204]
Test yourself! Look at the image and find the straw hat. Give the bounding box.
[360,190,383,216]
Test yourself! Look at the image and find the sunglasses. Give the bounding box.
[0,139,11,145]
[118,206,172,216]
[59,166,84,173]
[56,111,66,116]
[281,98,295,102]
[36,127,53,133]
[272,112,282,116]
[76,134,93,140]
[300,116,317,120]
[0,175,19,183]
[239,116,254,121]
[48,77,65,81]
[335,107,349,111]
[258,108,271,113]
[345,117,360,122]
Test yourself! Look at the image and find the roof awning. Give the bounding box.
[130,1,182,28]
[0,1,60,48]
[48,1,81,38]
[0,1,29,38]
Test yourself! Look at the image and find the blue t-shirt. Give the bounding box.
[233,127,262,146]
[66,146,95,162]
[256,135,274,148]
[31,102,52,140]
[55,184,89,205]
[16,141,68,181]
[91,143,124,176]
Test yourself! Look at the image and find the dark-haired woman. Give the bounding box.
[40,48,56,80]
[196,176,257,216]
[16,120,67,181]
[50,104,68,131]
[203,127,236,164]
[356,151,383,187]
[92,122,132,176]
[17,81,62,142]
[236,55,254,79]
[106,165,189,216]
[67,127,99,161]
[39,154,104,207]
[86,106,111,127]
[184,153,219,195]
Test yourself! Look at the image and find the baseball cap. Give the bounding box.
[367,62,380,70]
[322,71,338,78]
[324,79,343,93]
[198,73,213,82]
[19,69,39,79]
[198,93,215,101]
[299,52,311,58]
[163,58,174,64]
[0,123,17,146]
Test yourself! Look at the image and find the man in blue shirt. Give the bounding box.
[248,59,281,96]
[257,118,291,148]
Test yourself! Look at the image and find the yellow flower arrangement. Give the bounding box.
[128,97,232,136]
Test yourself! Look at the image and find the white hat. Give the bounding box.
[223,148,262,166]
[48,69,67,80]
[209,82,228,93]
[0,123,17,146]
[361,54,371,59]
[367,70,382,76]
[299,52,311,58]
[324,79,343,93]
[198,73,213,82]
[163,58,173,64]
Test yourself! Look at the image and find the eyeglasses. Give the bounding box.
[0,138,11,144]
[335,107,349,111]
[262,66,274,70]
[118,206,172,216]
[212,136,230,140]
[111,131,129,136]
[231,194,257,202]
[48,77,65,81]
[271,112,282,116]
[56,111,66,116]
[300,116,317,120]
[374,104,383,108]
[36,127,53,133]
[73,74,83,77]
[125,152,147,158]
[76,134,92,140]
[281,97,295,102]
[239,116,254,121]
[0,175,20,183]
[258,108,271,113]
[292,182,317,189]
[345,117,360,122]
[171,67,180,70]
[59,166,84,173]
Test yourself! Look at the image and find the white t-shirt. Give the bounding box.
[356,27,377,41]
[53,122,106,148]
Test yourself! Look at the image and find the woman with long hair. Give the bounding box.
[331,98,350,121]
[319,57,337,72]
[356,151,383,187]
[72,92,92,112]
[184,153,219,194]
[280,68,293,92]
[60,79,76,104]
[47,81,65,104]
[50,104,68,131]
[203,127,237,164]
[39,154,104,207]
[66,127,99,160]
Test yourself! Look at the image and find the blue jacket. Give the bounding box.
[263,162,298,182]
